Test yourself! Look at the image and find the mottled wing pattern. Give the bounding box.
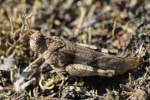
[92,56,141,74]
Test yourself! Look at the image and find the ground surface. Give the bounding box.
[0,0,150,99]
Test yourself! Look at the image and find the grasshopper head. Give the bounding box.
[30,32,46,53]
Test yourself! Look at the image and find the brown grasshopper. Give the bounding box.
[30,32,142,78]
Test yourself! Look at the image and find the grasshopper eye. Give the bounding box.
[34,37,40,44]
[34,38,39,43]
